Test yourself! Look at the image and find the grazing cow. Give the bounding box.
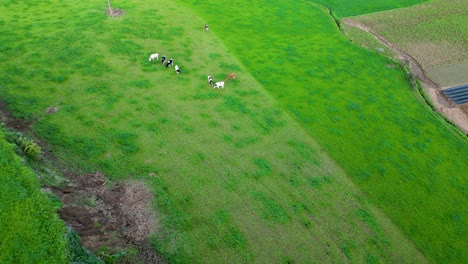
[225,73,236,80]
[214,81,224,89]
[175,65,181,74]
[207,75,213,85]
[148,53,159,61]
[166,58,174,68]
[205,24,209,31]
[161,55,166,65]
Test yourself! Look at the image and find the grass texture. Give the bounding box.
[341,24,397,58]
[351,0,468,69]
[426,61,468,87]
[185,0,468,262]
[0,126,68,263]
[0,0,466,263]
[310,0,429,17]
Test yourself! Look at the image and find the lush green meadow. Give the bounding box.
[351,0,468,69]
[185,0,468,262]
[1,0,467,263]
[0,126,68,263]
[0,1,429,262]
[310,0,429,17]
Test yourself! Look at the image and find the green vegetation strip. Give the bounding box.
[0,126,68,263]
[184,0,468,262]
[309,0,428,18]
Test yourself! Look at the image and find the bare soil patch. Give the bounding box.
[46,107,59,114]
[342,19,468,135]
[107,9,125,17]
[0,101,34,131]
[48,172,165,263]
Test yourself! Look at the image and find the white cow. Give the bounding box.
[175,65,181,74]
[148,53,159,61]
[214,81,224,89]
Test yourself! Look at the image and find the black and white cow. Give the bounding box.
[207,75,213,85]
[205,24,209,31]
[175,65,181,74]
[161,55,166,65]
[165,58,174,68]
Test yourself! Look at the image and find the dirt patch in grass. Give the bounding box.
[342,19,468,135]
[107,9,125,17]
[48,173,164,263]
[0,102,165,263]
[0,101,34,131]
[46,107,59,114]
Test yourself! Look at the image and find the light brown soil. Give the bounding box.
[48,173,165,263]
[342,19,468,135]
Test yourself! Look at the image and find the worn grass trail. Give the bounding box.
[0,0,432,263]
[183,0,468,263]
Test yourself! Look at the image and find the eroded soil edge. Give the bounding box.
[48,173,164,263]
[0,102,165,263]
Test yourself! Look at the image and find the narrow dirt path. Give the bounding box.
[342,19,468,135]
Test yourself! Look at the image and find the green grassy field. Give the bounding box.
[0,1,427,262]
[310,0,429,17]
[341,24,397,58]
[0,126,68,263]
[1,0,467,263]
[351,0,468,69]
[185,0,468,262]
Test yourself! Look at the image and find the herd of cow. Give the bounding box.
[148,24,235,89]
[148,53,180,74]
[148,52,236,89]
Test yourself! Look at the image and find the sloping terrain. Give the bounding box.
[184,0,468,262]
[349,0,467,70]
[1,0,467,263]
[0,126,68,263]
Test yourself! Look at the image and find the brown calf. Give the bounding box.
[225,73,236,80]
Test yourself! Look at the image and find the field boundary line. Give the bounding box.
[427,60,468,71]
[340,19,468,135]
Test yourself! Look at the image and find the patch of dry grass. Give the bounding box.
[426,61,468,87]
[352,0,468,69]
